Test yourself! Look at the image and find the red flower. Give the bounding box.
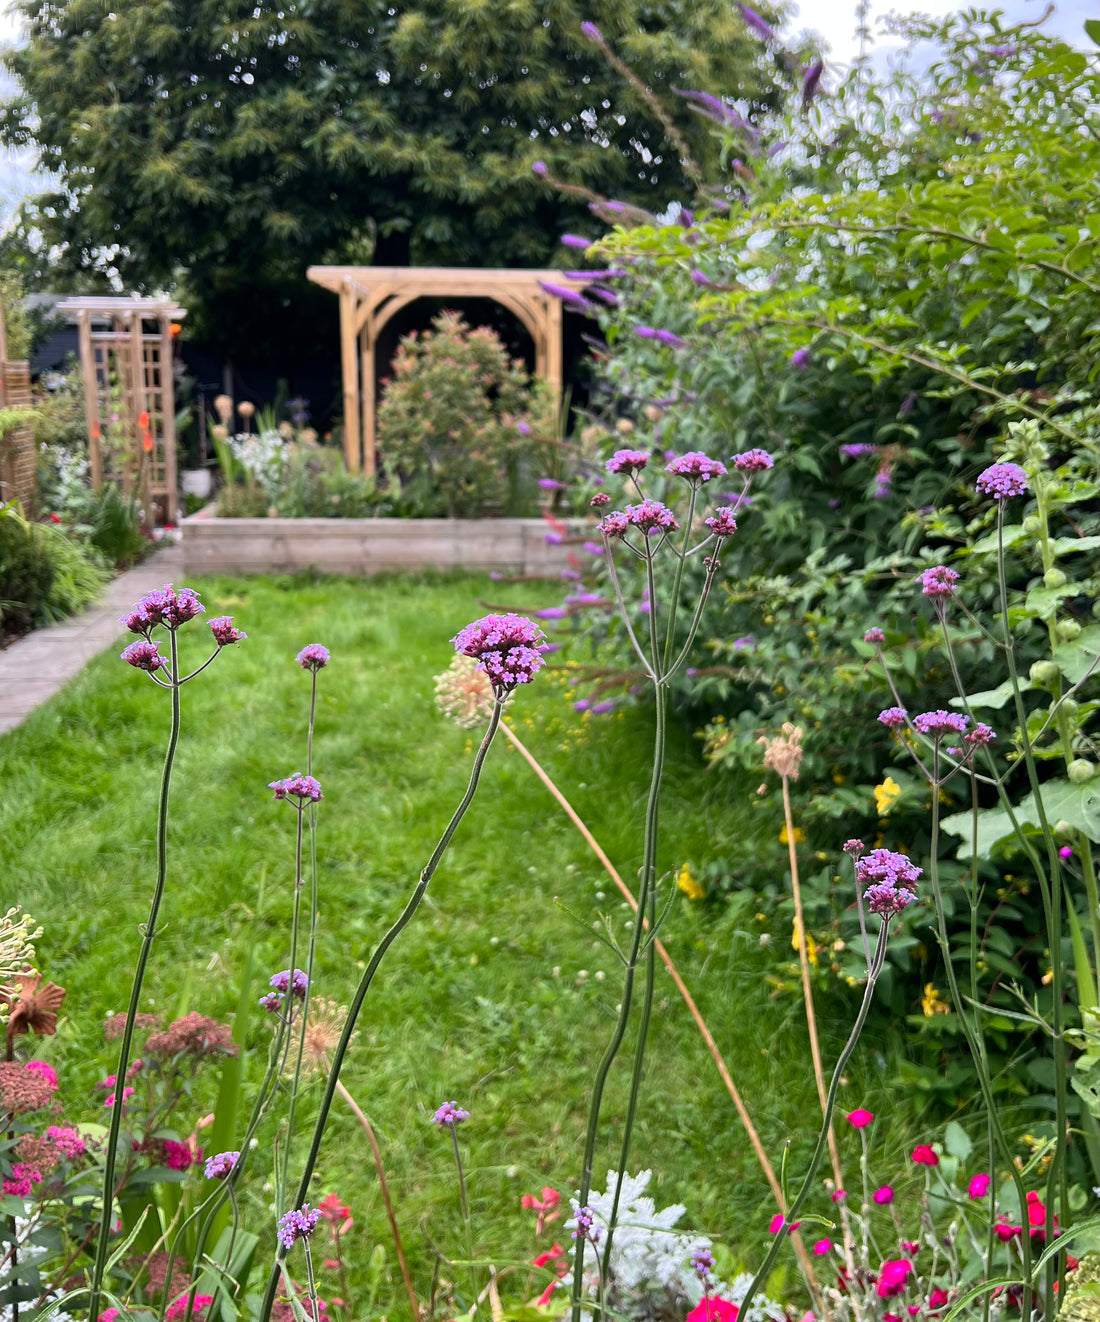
[911,1145,939,1167]
[1025,1190,1057,1240]
[48,512,63,523]
[876,1259,914,1299]
[318,1193,352,1224]
[968,1173,990,1200]
[928,1288,949,1310]
[769,1214,801,1233]
[686,1299,739,1322]
[993,1218,1020,1242]
[847,1109,874,1128]
[901,1241,920,1255]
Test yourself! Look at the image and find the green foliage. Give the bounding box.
[32,520,111,622]
[83,484,150,569]
[0,269,30,359]
[0,502,56,636]
[376,311,552,517]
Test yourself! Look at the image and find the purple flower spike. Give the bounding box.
[537,606,567,619]
[561,234,593,249]
[270,969,310,998]
[840,443,876,459]
[204,1151,240,1180]
[269,774,324,802]
[975,462,1029,500]
[210,616,247,647]
[920,565,959,598]
[667,452,727,483]
[433,1101,470,1127]
[691,1247,715,1283]
[278,1204,321,1251]
[791,348,811,369]
[121,640,168,672]
[912,710,968,739]
[538,280,593,311]
[731,449,774,473]
[705,508,738,537]
[654,329,687,348]
[863,627,885,644]
[690,269,713,286]
[580,20,605,44]
[739,4,779,43]
[877,707,908,730]
[590,699,614,714]
[801,58,824,106]
[296,644,330,671]
[452,614,547,692]
[605,449,650,475]
[633,325,658,340]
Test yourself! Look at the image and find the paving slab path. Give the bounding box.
[0,543,184,736]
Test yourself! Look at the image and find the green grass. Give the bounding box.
[0,572,910,1316]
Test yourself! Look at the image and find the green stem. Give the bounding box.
[279,803,307,1214]
[257,698,505,1321]
[88,627,182,1320]
[661,485,696,673]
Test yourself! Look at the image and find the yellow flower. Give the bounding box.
[791,918,818,967]
[677,864,704,901]
[779,823,805,844]
[874,776,902,816]
[921,983,951,1016]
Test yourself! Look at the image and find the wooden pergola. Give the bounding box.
[307,266,589,476]
[57,296,186,522]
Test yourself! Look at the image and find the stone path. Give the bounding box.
[0,543,184,736]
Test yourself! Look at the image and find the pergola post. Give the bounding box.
[77,311,103,488]
[160,312,179,522]
[339,281,361,473]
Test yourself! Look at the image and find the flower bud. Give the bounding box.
[1043,568,1067,589]
[1022,515,1041,534]
[1057,618,1082,642]
[1068,759,1096,785]
[1054,820,1072,835]
[1029,660,1060,689]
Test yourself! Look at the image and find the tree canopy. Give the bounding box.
[1,0,791,356]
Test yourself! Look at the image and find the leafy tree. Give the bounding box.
[0,0,792,357]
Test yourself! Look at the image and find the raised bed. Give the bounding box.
[181,511,590,577]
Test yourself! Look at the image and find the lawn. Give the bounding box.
[1,571,908,1316]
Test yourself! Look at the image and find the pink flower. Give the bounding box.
[166,1295,214,1319]
[847,1108,874,1128]
[831,1189,847,1202]
[901,1241,920,1255]
[769,1214,801,1233]
[873,1186,894,1205]
[813,1239,832,1256]
[994,1218,1020,1242]
[876,1259,914,1299]
[686,1299,739,1322]
[928,1288,949,1310]
[1026,1190,1057,1240]
[911,1145,939,1167]
[25,1061,58,1092]
[163,1139,193,1171]
[48,1126,86,1158]
[968,1173,990,1200]
[103,1087,135,1109]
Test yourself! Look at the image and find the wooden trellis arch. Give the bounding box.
[57,296,186,523]
[307,266,589,476]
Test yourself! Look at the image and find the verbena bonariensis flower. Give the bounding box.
[269,774,323,802]
[965,723,996,747]
[705,508,738,537]
[605,448,650,475]
[690,1246,714,1282]
[278,1203,321,1251]
[259,992,282,1014]
[452,614,547,692]
[572,1205,600,1242]
[877,707,908,730]
[121,585,205,633]
[843,838,864,856]
[590,492,611,507]
[666,452,727,483]
[295,643,329,671]
[975,462,1029,500]
[864,627,885,644]
[209,616,247,647]
[856,848,921,916]
[920,565,959,598]
[121,640,168,672]
[598,510,630,538]
[433,1101,470,1127]
[912,710,968,739]
[791,347,811,369]
[270,969,309,999]
[205,1150,240,1180]
[624,500,679,536]
[731,448,774,472]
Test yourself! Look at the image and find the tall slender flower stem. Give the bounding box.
[257,699,505,1321]
[278,803,307,1213]
[88,627,182,1321]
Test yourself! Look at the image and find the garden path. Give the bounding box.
[0,542,184,735]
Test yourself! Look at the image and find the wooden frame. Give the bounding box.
[307,266,588,476]
[57,296,186,522]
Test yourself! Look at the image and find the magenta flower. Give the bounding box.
[965,723,996,747]
[572,1205,600,1243]
[911,1144,939,1167]
[873,1185,894,1205]
[666,452,727,483]
[975,463,1029,500]
[813,1239,832,1256]
[731,449,774,473]
[296,644,330,671]
[912,710,968,739]
[856,849,921,917]
[968,1173,990,1199]
[605,448,650,475]
[928,1288,949,1311]
[1059,845,1074,859]
[877,1259,914,1299]
[278,1203,321,1251]
[608,500,679,536]
[705,508,738,538]
[832,1189,847,1202]
[633,325,658,340]
[847,1108,874,1128]
[769,1214,801,1233]
[877,707,908,729]
[532,160,548,176]
[843,839,864,856]
[863,627,885,644]
[48,1126,86,1158]
[536,607,567,619]
[103,1087,135,1110]
[690,1247,715,1282]
[654,329,687,348]
[209,616,246,647]
[840,443,876,458]
[920,565,959,598]
[591,492,610,507]
[121,640,168,672]
[433,1101,470,1127]
[121,584,205,634]
[269,774,323,802]
[205,1151,240,1180]
[452,613,547,692]
[690,268,713,286]
[259,992,282,1014]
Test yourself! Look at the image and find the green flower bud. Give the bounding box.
[1029,660,1060,689]
[1067,759,1096,785]
[1054,820,1072,836]
[1057,619,1082,642]
[1043,568,1067,589]
[1022,515,1041,535]
[1058,698,1080,722]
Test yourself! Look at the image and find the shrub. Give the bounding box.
[0,504,55,637]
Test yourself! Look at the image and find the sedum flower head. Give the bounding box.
[975,462,1028,500]
[452,614,547,693]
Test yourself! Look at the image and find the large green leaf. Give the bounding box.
[949,679,1017,710]
[942,777,1100,857]
[1053,625,1100,685]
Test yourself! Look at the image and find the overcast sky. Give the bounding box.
[0,0,1094,226]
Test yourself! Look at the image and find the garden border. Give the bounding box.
[181,511,590,577]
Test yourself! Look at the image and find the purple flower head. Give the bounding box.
[863,627,885,644]
[690,269,713,286]
[591,492,611,507]
[259,992,282,1014]
[920,565,959,598]
[584,540,604,555]
[873,1185,894,1205]
[210,616,247,647]
[539,480,565,493]
[270,969,309,999]
[573,699,590,712]
[739,4,779,43]
[580,20,605,44]
[532,160,548,176]
[121,640,168,673]
[589,288,620,307]
[731,449,774,473]
[654,329,687,348]
[598,510,630,538]
[801,57,824,106]
[856,849,921,916]
[517,421,532,435]
[965,723,996,747]
[667,452,727,484]
[791,348,811,369]
[864,881,917,916]
[572,1205,600,1243]
[987,44,1017,57]
[705,507,738,538]
[626,500,679,536]
[537,606,567,619]
[633,325,658,340]
[840,443,877,459]
[121,585,204,634]
[590,699,614,714]
[296,644,330,671]
[561,569,581,581]
[605,448,650,475]
[452,613,547,692]
[843,838,864,856]
[975,462,1029,501]
[269,774,323,802]
[691,1247,715,1283]
[877,707,908,730]
[204,1151,240,1180]
[912,710,968,739]
[561,234,594,250]
[433,1101,470,1127]
[538,281,592,311]
[278,1204,321,1251]
[544,531,563,545]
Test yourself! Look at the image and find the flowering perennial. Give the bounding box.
[452,614,547,692]
[205,1151,240,1180]
[605,448,650,475]
[975,462,1029,500]
[877,707,908,730]
[121,585,205,634]
[121,641,168,672]
[731,449,774,473]
[269,774,324,802]
[856,849,921,917]
[296,644,330,671]
[920,565,959,598]
[278,1204,322,1251]
[912,710,968,739]
[209,616,246,647]
[667,452,727,483]
[705,508,738,538]
[270,969,310,999]
[864,627,885,644]
[432,1100,470,1127]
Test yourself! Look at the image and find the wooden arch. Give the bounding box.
[307,266,589,476]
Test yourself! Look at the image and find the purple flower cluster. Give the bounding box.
[840,443,877,459]
[600,500,680,538]
[666,452,727,483]
[278,1203,321,1251]
[433,1101,470,1127]
[863,627,885,644]
[966,722,997,747]
[296,644,330,671]
[739,4,778,43]
[705,508,738,538]
[121,585,204,634]
[270,969,310,999]
[605,448,650,475]
[791,348,811,369]
[269,774,324,802]
[975,462,1029,500]
[572,1205,600,1243]
[633,325,686,347]
[855,848,922,917]
[874,469,893,500]
[452,614,547,692]
[204,1151,240,1180]
[920,565,959,598]
[843,838,864,856]
[690,1247,715,1283]
[877,707,908,730]
[591,492,611,507]
[538,280,592,311]
[121,640,168,672]
[259,992,282,1014]
[561,234,593,250]
[731,449,774,473]
[209,616,247,647]
[912,710,968,739]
